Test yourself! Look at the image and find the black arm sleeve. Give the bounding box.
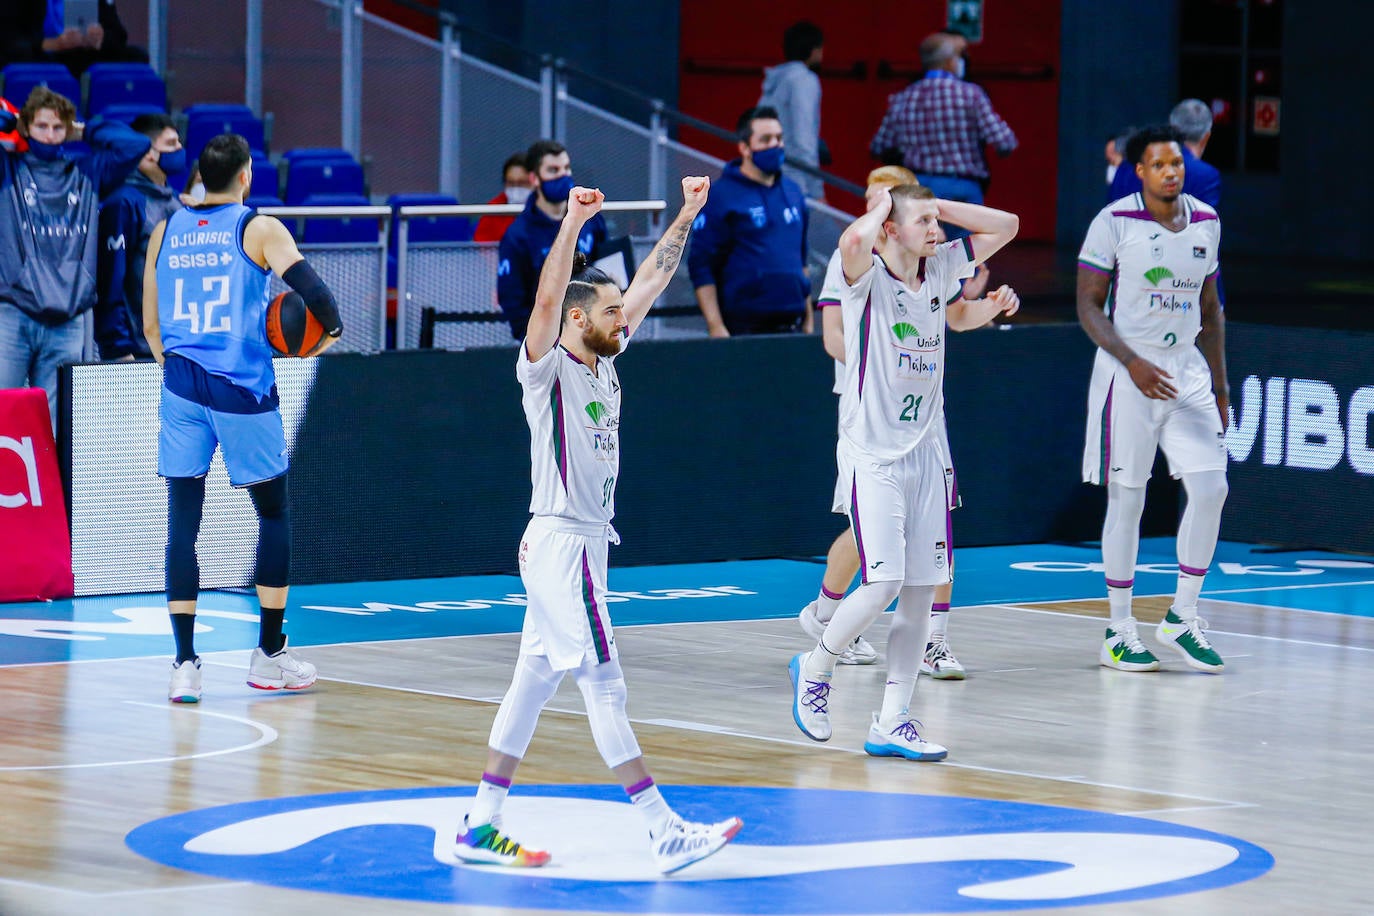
[282,259,343,337]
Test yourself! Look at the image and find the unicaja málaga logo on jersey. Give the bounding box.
[1226,375,1374,474]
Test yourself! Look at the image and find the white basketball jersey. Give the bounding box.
[838,242,975,461]
[517,333,627,524]
[1078,193,1221,351]
[817,249,845,394]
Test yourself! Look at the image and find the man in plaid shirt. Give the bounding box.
[870,32,1017,236]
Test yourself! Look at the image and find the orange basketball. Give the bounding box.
[265,291,326,356]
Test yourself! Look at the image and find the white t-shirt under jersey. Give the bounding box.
[1078,192,1221,352]
[517,331,628,525]
[838,240,975,462]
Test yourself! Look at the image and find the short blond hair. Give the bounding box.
[866,165,918,189]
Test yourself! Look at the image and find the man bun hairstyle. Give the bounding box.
[562,252,617,322]
[197,133,253,194]
[1125,124,1183,167]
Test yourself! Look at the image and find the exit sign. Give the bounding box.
[948,0,984,43]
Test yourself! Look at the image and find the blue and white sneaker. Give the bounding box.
[863,712,947,761]
[788,652,832,741]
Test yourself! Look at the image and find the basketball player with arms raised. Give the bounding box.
[801,165,1015,680]
[453,178,743,875]
[789,183,1017,759]
[1079,124,1228,674]
[142,133,342,704]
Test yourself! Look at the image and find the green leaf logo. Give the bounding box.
[584,401,611,425]
[891,322,919,341]
[1144,267,1175,286]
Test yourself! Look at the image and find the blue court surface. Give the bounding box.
[3,539,1371,667]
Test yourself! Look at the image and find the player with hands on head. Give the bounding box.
[454,176,743,876]
[790,178,1018,760]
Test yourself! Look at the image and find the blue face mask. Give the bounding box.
[157,147,187,175]
[540,174,573,203]
[27,139,63,161]
[751,145,785,175]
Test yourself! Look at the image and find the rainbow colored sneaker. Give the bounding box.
[454,816,551,867]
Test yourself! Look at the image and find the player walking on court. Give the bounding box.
[143,133,343,703]
[454,178,743,874]
[801,166,1014,680]
[789,183,1018,758]
[1078,124,1228,674]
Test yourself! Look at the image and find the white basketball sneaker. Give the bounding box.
[650,814,743,874]
[247,638,318,690]
[863,712,948,761]
[168,657,202,703]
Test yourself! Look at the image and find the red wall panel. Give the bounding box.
[678,1,1059,240]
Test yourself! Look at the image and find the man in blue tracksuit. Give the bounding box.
[96,112,184,360]
[496,139,608,340]
[0,86,150,428]
[688,106,811,337]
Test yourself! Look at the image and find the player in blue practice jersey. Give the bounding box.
[142,133,344,704]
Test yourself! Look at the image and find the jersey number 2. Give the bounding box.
[173,276,232,334]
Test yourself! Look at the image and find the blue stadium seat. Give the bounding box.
[250,152,278,200]
[245,194,285,210]
[97,103,165,124]
[386,193,472,243]
[300,193,379,244]
[86,64,166,117]
[284,156,364,205]
[185,105,265,158]
[2,63,80,109]
[282,147,353,162]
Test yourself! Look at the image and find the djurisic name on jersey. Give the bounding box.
[167,230,234,248]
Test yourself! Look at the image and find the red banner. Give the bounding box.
[0,388,73,601]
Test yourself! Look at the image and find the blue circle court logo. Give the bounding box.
[125,785,1273,912]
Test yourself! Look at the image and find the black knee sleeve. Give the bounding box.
[166,476,206,601]
[249,475,291,588]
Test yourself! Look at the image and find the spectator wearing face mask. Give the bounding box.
[0,85,149,428]
[688,106,811,337]
[95,112,184,360]
[473,152,533,243]
[869,31,1017,238]
[496,139,608,340]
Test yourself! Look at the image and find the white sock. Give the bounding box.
[929,604,950,641]
[879,674,916,726]
[1107,585,1134,623]
[467,772,510,827]
[628,778,673,835]
[1173,573,1204,616]
[816,585,844,622]
[803,643,841,680]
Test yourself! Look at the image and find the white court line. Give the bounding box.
[316,673,1252,809]
[0,877,248,899]
[0,703,278,771]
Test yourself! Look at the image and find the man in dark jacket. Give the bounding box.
[96,112,183,360]
[0,0,148,75]
[0,86,149,427]
[688,106,811,337]
[496,139,608,340]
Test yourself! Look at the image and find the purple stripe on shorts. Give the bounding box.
[932,602,950,613]
[1101,378,1114,483]
[481,772,512,789]
[851,473,869,585]
[821,584,844,601]
[1179,563,1209,577]
[626,777,654,797]
[1106,577,1134,589]
[581,548,611,663]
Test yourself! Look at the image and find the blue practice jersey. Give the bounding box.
[155,204,275,399]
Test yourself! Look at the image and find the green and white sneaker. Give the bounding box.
[1156,609,1224,673]
[1101,617,1160,672]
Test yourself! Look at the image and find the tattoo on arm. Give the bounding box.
[654,221,691,273]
